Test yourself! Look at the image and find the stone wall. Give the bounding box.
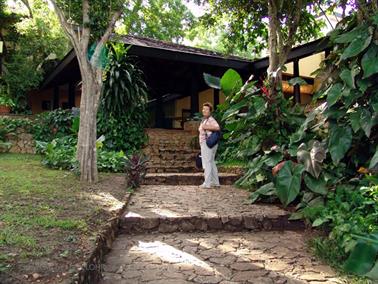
[3,127,36,154]
[143,128,199,173]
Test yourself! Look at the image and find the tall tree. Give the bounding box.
[2,0,69,111]
[50,0,123,182]
[196,0,325,96]
[118,0,194,43]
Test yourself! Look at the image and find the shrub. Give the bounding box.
[33,108,77,143]
[38,136,77,170]
[97,43,149,152]
[97,150,128,173]
[124,154,149,189]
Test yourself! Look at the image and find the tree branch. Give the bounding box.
[50,0,78,46]
[81,0,90,50]
[280,0,302,65]
[90,10,122,67]
[20,0,33,18]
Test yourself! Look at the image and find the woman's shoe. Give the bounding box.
[211,184,221,188]
[199,183,211,189]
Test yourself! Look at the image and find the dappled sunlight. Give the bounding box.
[83,191,124,212]
[133,241,216,272]
[150,208,184,218]
[125,211,143,218]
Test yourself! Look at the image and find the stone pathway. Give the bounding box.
[101,231,342,284]
[120,185,303,233]
[100,185,345,284]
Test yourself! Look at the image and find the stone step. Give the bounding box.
[147,154,196,161]
[146,166,198,173]
[120,185,304,234]
[142,173,240,185]
[145,149,198,154]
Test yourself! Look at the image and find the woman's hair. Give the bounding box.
[203,102,213,112]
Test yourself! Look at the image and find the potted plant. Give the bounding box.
[0,84,15,114]
[0,96,15,114]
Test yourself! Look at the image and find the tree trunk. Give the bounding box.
[76,59,102,183]
[267,0,282,98]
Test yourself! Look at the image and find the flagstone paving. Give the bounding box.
[99,184,345,284]
[120,185,303,233]
[100,231,344,284]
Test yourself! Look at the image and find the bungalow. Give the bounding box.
[28,35,329,129]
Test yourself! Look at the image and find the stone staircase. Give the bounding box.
[142,128,240,185]
[98,128,341,284]
[100,185,341,284]
[120,185,304,235]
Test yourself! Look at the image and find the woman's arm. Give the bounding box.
[202,118,220,131]
[202,125,220,131]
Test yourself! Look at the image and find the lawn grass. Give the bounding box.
[0,153,126,283]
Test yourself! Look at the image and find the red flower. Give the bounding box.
[261,86,270,97]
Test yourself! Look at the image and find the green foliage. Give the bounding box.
[204,69,305,193]
[98,43,149,152]
[0,84,15,107]
[2,0,70,112]
[118,0,194,43]
[195,0,325,56]
[256,11,378,278]
[97,150,128,173]
[274,161,305,207]
[33,109,77,143]
[37,136,128,173]
[37,136,77,170]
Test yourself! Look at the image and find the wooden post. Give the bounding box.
[214,89,220,110]
[190,72,199,117]
[293,59,301,104]
[68,82,76,108]
[53,85,60,109]
[155,95,164,128]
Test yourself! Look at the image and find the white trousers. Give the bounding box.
[200,142,220,186]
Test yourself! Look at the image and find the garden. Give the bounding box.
[1,0,378,283]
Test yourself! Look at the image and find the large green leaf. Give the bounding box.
[326,83,343,107]
[328,125,352,165]
[349,110,361,133]
[304,173,328,195]
[203,73,221,89]
[335,24,369,44]
[339,67,357,89]
[357,78,371,93]
[362,44,378,78]
[250,182,275,203]
[344,241,378,275]
[220,69,243,97]
[340,29,372,60]
[371,93,378,113]
[360,109,373,137]
[297,140,326,179]
[222,100,248,120]
[274,161,305,207]
[369,146,378,169]
[288,77,307,86]
[365,261,378,280]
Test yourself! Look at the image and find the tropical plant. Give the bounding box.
[0,95,15,108]
[98,43,149,152]
[204,69,306,193]
[124,154,149,189]
[33,109,77,143]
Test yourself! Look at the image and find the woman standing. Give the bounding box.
[198,102,220,189]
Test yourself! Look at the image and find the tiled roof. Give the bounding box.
[115,34,252,62]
